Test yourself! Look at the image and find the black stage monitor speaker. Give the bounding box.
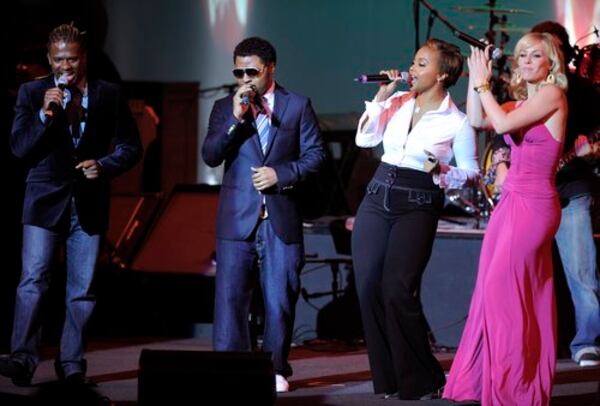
[138,349,275,405]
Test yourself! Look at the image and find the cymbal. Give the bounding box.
[453,5,533,14]
[467,24,529,33]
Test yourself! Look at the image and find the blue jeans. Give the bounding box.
[213,219,303,377]
[555,194,600,359]
[11,201,101,376]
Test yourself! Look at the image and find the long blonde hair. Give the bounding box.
[509,32,568,100]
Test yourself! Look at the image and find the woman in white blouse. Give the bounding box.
[351,38,479,400]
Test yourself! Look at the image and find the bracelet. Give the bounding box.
[474,83,491,94]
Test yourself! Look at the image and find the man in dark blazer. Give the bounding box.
[202,37,325,392]
[0,23,142,386]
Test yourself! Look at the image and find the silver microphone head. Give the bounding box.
[240,85,257,106]
[57,73,69,90]
[491,47,503,61]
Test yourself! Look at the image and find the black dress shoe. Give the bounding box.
[0,356,32,387]
[382,392,398,400]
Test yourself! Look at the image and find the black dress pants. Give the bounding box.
[351,163,446,399]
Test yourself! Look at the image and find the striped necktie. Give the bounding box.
[256,97,271,154]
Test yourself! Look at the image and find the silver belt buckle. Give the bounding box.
[259,204,268,219]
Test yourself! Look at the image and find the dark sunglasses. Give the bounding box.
[232,67,263,79]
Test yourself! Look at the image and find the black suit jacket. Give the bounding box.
[11,75,142,234]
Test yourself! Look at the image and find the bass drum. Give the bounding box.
[576,43,600,85]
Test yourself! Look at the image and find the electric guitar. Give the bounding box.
[556,130,600,172]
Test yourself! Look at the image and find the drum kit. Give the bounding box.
[576,42,600,85]
[445,3,600,224]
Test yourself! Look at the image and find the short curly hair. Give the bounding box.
[233,37,277,65]
[423,38,464,88]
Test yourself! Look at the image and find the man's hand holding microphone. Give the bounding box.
[233,84,257,120]
[43,74,69,118]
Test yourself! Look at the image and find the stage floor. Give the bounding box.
[0,336,598,405]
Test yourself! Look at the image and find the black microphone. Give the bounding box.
[354,71,410,84]
[455,32,503,60]
[47,74,69,117]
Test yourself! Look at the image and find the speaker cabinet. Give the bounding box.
[131,184,219,274]
[138,349,275,405]
[421,231,482,348]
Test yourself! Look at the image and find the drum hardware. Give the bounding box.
[573,26,600,84]
[447,189,481,216]
[452,5,533,14]
[575,43,600,85]
[479,179,496,210]
[467,24,528,33]
[574,25,599,48]
[445,187,492,229]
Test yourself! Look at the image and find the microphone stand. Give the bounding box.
[413,0,420,53]
[426,9,435,41]
[417,0,470,45]
[416,0,504,58]
[415,0,510,104]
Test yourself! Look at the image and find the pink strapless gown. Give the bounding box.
[443,123,562,405]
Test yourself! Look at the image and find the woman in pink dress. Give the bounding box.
[443,32,568,405]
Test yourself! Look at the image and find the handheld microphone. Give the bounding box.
[47,74,69,116]
[57,74,69,90]
[354,71,410,84]
[456,32,503,60]
[240,85,257,106]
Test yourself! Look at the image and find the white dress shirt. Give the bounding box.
[356,91,480,188]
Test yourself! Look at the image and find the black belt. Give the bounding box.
[368,179,441,211]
